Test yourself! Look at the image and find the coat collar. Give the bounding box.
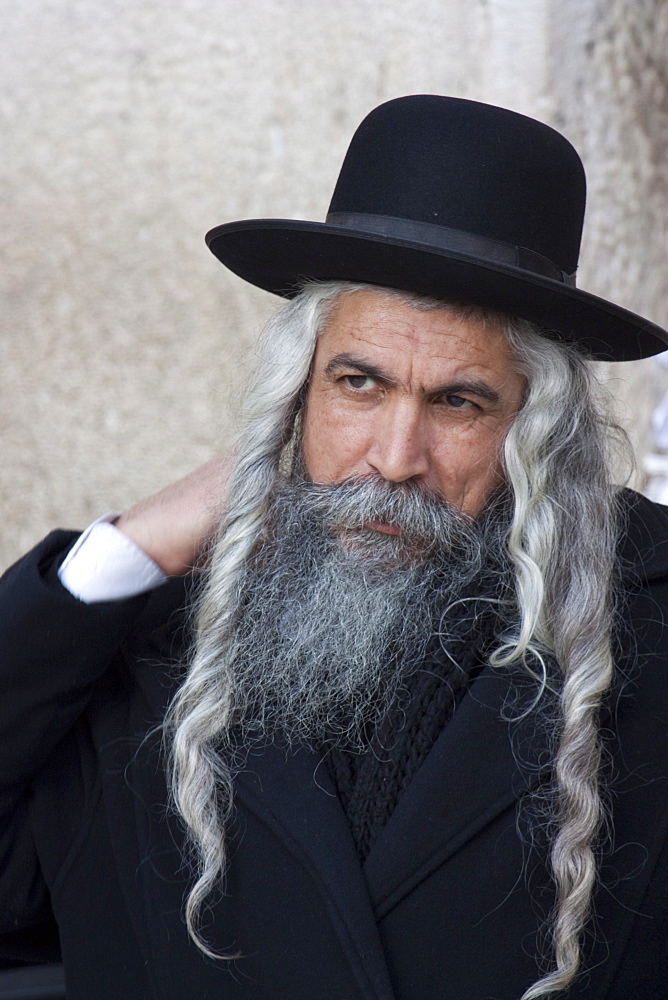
[362,662,552,916]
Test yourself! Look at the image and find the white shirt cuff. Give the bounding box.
[58,514,168,603]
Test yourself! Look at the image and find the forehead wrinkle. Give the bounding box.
[326,288,508,353]
[345,310,509,362]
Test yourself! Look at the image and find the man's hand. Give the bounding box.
[114,454,231,577]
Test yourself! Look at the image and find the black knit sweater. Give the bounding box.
[328,602,499,862]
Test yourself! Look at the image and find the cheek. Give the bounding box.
[301,407,326,479]
[301,396,366,481]
[430,424,507,509]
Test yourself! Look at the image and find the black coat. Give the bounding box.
[1,491,668,999]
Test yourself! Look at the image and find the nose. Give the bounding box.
[365,400,430,483]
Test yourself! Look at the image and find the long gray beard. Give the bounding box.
[227,475,509,752]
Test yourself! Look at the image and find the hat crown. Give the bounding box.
[328,95,586,276]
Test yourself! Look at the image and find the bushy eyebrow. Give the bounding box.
[323,352,501,404]
[438,379,501,405]
[324,353,392,383]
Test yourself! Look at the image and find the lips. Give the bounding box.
[366,519,402,536]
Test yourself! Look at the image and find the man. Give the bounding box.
[1,96,668,1000]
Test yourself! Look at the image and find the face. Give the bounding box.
[301,289,526,519]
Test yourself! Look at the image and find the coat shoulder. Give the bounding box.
[618,489,668,582]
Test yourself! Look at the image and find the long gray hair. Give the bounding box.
[165,281,629,998]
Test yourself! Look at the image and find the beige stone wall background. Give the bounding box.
[1,0,666,570]
[549,0,668,492]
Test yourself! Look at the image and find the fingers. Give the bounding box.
[115,453,231,576]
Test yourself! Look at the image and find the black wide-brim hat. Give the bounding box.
[206,95,668,361]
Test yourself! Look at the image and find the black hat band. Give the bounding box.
[326,212,577,287]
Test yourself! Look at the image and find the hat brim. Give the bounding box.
[206,219,668,362]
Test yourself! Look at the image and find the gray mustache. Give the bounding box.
[285,475,479,551]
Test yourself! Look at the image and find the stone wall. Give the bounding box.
[548,0,668,488]
[2,0,666,568]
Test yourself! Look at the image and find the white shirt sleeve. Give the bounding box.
[58,514,168,603]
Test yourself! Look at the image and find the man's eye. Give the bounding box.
[343,374,376,391]
[443,394,473,408]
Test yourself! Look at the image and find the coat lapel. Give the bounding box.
[230,660,553,943]
[234,744,397,1000]
[362,662,553,918]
